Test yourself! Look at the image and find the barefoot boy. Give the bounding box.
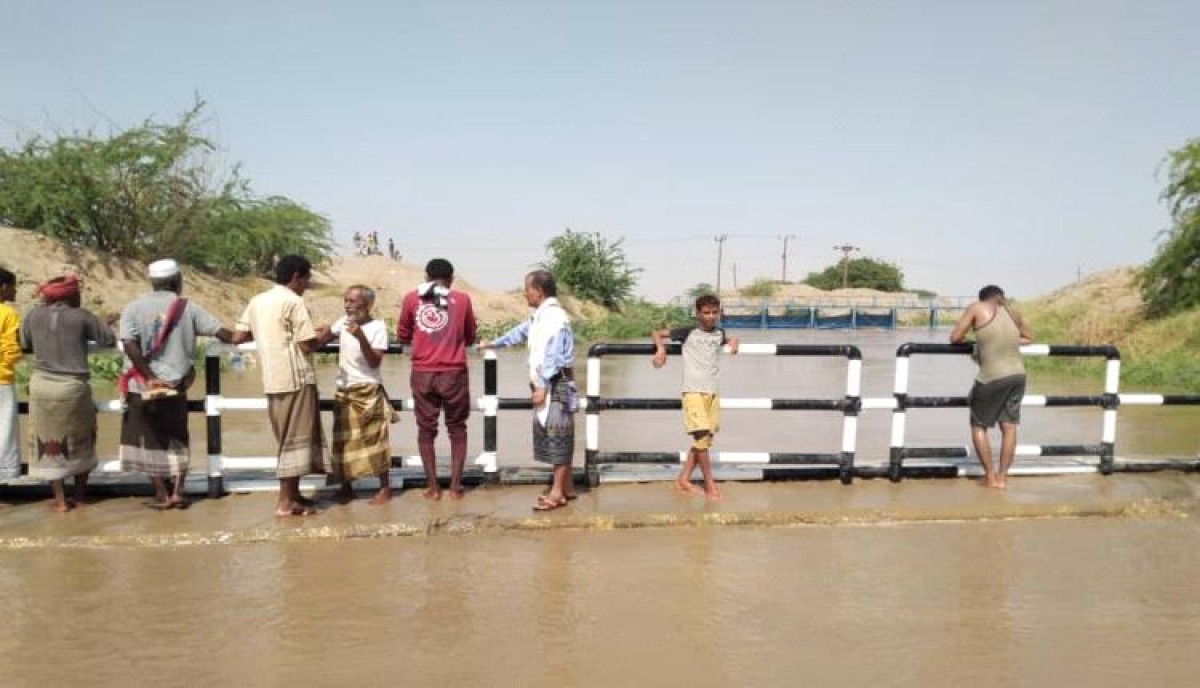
[651,294,738,500]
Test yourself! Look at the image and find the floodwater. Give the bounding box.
[1,513,1198,686]
[72,328,1200,464]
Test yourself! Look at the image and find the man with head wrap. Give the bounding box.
[20,274,116,512]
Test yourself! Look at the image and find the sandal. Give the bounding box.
[532,495,568,511]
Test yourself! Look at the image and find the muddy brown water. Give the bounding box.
[0,513,1197,686]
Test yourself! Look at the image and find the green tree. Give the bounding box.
[541,229,640,309]
[0,101,332,276]
[739,277,779,299]
[805,256,905,291]
[1141,139,1200,317]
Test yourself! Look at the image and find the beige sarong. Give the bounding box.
[267,384,325,478]
[28,371,98,481]
[330,383,392,482]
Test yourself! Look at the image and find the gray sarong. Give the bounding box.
[532,377,576,466]
[968,374,1026,428]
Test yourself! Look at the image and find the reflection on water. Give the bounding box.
[0,515,1196,685]
[37,329,1200,465]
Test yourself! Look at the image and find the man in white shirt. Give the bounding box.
[329,285,395,504]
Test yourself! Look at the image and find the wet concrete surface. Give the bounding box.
[2,472,1196,549]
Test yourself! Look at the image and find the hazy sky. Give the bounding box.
[3,0,1197,301]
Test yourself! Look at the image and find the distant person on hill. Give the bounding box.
[117,259,236,510]
[480,270,578,510]
[950,284,1033,489]
[396,258,477,499]
[20,274,117,512]
[388,238,396,260]
[0,267,21,480]
[651,294,739,500]
[232,255,333,517]
[329,285,396,504]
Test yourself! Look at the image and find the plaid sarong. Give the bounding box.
[28,370,98,480]
[330,383,391,482]
[267,384,325,478]
[532,377,576,466]
[119,391,190,478]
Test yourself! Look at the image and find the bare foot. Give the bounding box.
[167,496,190,510]
[675,481,703,496]
[704,486,724,501]
[50,501,73,513]
[994,477,1007,489]
[447,487,465,500]
[369,488,392,505]
[422,487,442,501]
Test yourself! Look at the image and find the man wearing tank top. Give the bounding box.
[950,285,1034,489]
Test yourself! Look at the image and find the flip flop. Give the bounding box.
[533,495,568,511]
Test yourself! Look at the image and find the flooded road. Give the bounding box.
[1,510,1197,686]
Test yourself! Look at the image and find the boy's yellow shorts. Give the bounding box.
[682,392,720,450]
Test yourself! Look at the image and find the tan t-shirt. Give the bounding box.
[236,284,317,393]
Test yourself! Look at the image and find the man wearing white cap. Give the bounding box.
[118,258,235,509]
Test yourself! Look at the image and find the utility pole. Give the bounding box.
[778,234,798,282]
[832,244,861,289]
[714,234,728,295]
[733,262,739,290]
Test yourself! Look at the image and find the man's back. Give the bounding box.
[397,289,477,372]
[120,291,222,390]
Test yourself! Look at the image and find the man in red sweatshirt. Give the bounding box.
[396,258,478,499]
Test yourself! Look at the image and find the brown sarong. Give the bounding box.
[267,384,325,478]
[119,391,190,478]
[330,383,392,482]
[28,370,98,481]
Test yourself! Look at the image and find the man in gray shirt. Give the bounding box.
[118,259,235,509]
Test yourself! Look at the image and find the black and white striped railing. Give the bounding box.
[886,343,1124,481]
[583,342,863,485]
[12,340,1200,492]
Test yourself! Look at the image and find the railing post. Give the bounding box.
[584,344,604,487]
[840,347,863,484]
[889,344,912,482]
[1100,351,1122,475]
[205,352,224,498]
[480,350,499,479]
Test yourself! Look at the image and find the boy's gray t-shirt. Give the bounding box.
[119,291,222,392]
[669,326,728,394]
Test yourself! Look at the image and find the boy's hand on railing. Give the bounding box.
[652,348,667,368]
[728,337,740,355]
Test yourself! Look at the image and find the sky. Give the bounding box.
[3,0,1198,302]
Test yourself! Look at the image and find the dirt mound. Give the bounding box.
[1020,267,1144,345]
[0,227,529,326]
